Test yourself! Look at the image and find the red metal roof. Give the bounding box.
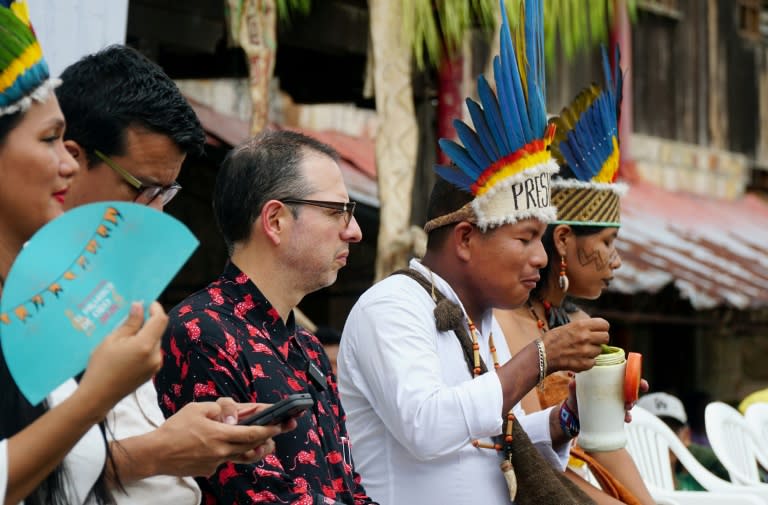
[187,97,378,206]
[613,180,768,310]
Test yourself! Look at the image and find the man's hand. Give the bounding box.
[543,317,609,373]
[152,399,296,476]
[117,398,297,480]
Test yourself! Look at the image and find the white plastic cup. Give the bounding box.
[575,347,627,452]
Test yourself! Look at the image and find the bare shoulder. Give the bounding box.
[493,306,530,326]
[494,306,539,355]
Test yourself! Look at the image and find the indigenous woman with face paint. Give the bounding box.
[495,48,656,505]
[0,2,167,503]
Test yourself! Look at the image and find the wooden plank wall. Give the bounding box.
[547,0,766,163]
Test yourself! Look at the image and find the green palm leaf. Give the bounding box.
[404,0,636,69]
[253,0,636,68]
[275,0,311,24]
[227,0,311,30]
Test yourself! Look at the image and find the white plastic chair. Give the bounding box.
[625,405,766,504]
[705,401,768,488]
[745,403,768,458]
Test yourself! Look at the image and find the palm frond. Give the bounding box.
[231,0,638,70]
[275,0,311,25]
[404,0,442,69]
[546,0,636,63]
[405,0,512,69]
[403,0,636,69]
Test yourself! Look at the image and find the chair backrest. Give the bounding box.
[625,405,736,492]
[705,401,768,486]
[624,406,677,490]
[745,403,768,455]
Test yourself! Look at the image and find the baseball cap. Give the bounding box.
[637,392,688,424]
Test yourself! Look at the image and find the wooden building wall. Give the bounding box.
[547,0,767,165]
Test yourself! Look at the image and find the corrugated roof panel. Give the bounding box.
[612,181,768,310]
[189,97,379,207]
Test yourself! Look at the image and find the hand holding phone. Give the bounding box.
[238,393,314,426]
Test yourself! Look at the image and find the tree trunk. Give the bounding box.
[612,0,636,180]
[228,0,277,135]
[369,0,420,281]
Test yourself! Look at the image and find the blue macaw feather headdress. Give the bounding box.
[550,45,627,227]
[425,0,559,233]
[0,0,58,117]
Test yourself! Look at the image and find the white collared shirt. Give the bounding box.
[0,380,105,505]
[0,439,7,503]
[338,259,569,505]
[106,381,201,505]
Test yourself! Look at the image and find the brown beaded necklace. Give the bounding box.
[527,297,571,332]
[466,315,500,375]
[525,300,550,395]
[466,316,506,451]
[527,299,578,401]
[467,316,518,497]
[394,267,515,457]
[527,299,548,334]
[467,314,515,451]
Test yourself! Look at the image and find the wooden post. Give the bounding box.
[369,0,420,280]
[707,0,727,149]
[227,0,277,135]
[612,0,636,180]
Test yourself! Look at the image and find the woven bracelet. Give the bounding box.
[559,400,580,438]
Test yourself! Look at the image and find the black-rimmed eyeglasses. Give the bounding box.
[94,150,182,207]
[281,198,357,227]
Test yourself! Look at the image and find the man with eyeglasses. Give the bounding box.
[59,46,192,211]
[56,45,294,504]
[155,130,376,505]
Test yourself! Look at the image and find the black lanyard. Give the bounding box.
[293,331,327,392]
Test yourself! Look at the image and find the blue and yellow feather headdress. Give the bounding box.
[424,0,559,233]
[0,0,58,117]
[549,46,627,227]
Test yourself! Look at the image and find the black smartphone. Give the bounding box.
[238,393,314,426]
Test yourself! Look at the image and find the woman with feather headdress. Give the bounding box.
[0,2,167,503]
[495,46,657,505]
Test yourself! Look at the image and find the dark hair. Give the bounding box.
[658,416,687,435]
[56,45,205,164]
[530,223,606,301]
[213,129,339,251]
[424,177,474,251]
[0,111,23,146]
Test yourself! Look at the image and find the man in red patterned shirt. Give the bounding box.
[155,130,376,505]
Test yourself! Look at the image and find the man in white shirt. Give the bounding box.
[337,1,612,503]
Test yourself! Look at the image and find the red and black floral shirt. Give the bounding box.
[155,262,376,505]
